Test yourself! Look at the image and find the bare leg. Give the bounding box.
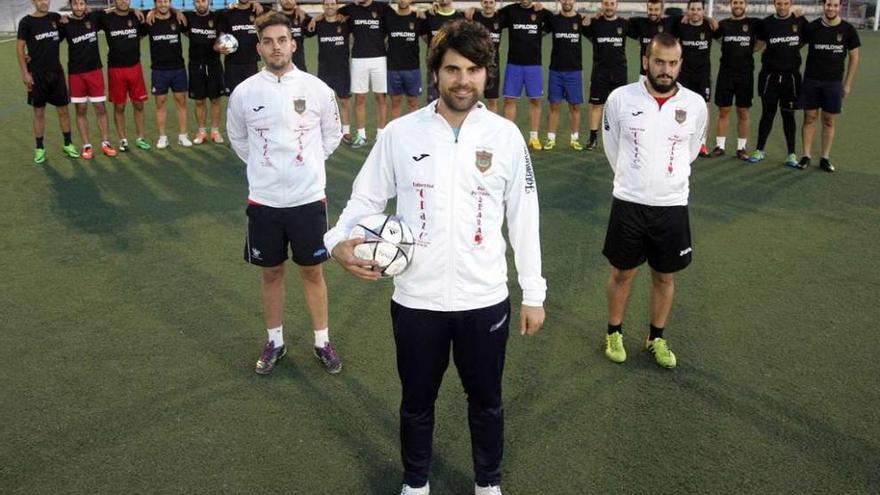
[390,94,403,120]
[132,100,146,139]
[820,111,836,158]
[299,264,329,332]
[155,94,168,136]
[802,109,818,158]
[33,106,47,143]
[547,102,561,136]
[716,106,732,143]
[649,269,675,330]
[607,267,638,326]
[113,103,127,140]
[736,107,750,142]
[195,99,207,130]
[569,103,581,139]
[261,264,286,329]
[95,102,110,142]
[354,93,366,130]
[375,92,387,130]
[503,97,517,122]
[487,98,498,114]
[173,91,187,135]
[528,97,541,134]
[75,103,90,145]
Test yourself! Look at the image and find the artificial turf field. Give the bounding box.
[1,28,879,494]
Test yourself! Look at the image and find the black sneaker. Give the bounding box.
[819,158,835,173]
[314,342,343,374]
[736,149,750,161]
[709,146,725,158]
[255,341,287,375]
[797,156,811,170]
[585,138,598,151]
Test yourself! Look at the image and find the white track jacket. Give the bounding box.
[324,102,547,312]
[227,67,341,207]
[602,81,708,206]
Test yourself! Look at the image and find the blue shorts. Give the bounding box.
[388,69,422,97]
[548,70,584,104]
[503,64,543,99]
[799,78,843,114]
[151,68,187,95]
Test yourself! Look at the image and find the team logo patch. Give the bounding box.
[531,14,536,21]
[743,24,749,32]
[494,22,500,30]
[700,32,705,40]
[409,22,415,30]
[836,33,843,42]
[294,98,306,114]
[617,27,623,34]
[475,148,493,173]
[127,19,133,27]
[208,20,214,28]
[51,21,57,29]
[372,11,378,18]
[85,21,91,29]
[171,23,177,31]
[658,25,664,33]
[792,24,798,33]
[250,14,255,22]
[337,26,342,33]
[675,109,687,124]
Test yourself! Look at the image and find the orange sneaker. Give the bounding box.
[81,146,94,160]
[210,130,224,144]
[101,143,118,157]
[193,129,208,145]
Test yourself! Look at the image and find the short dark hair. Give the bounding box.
[427,19,496,79]
[254,11,291,38]
[647,0,663,4]
[646,32,681,56]
[687,0,705,7]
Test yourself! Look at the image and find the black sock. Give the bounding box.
[589,129,598,141]
[62,132,72,146]
[35,137,44,149]
[649,324,664,340]
[608,323,622,335]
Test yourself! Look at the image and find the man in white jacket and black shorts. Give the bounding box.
[324,19,545,495]
[601,32,707,370]
[227,12,343,376]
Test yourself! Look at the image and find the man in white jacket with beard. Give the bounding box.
[601,32,707,370]
[227,12,343,376]
[324,20,545,495]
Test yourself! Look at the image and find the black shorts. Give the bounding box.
[318,68,351,99]
[28,69,70,108]
[225,62,259,96]
[589,68,627,104]
[799,77,843,114]
[188,62,225,100]
[602,198,693,273]
[714,68,754,108]
[758,70,801,111]
[679,71,711,102]
[243,200,330,267]
[485,65,500,100]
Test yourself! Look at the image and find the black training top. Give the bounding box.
[803,18,860,81]
[18,12,63,72]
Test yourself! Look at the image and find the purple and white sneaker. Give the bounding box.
[313,342,342,374]
[254,341,286,375]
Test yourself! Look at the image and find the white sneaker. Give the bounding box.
[475,484,502,495]
[193,130,208,145]
[156,135,169,149]
[178,134,193,147]
[400,482,429,495]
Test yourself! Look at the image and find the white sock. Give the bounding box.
[198,127,207,133]
[546,132,556,141]
[571,132,579,142]
[268,325,284,347]
[342,124,350,135]
[83,143,92,149]
[357,128,366,139]
[178,133,188,140]
[210,127,219,133]
[737,138,747,150]
[529,131,538,140]
[314,328,329,348]
[716,136,726,150]
[101,140,111,147]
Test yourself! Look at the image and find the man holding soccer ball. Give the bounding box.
[226,12,344,376]
[325,19,546,495]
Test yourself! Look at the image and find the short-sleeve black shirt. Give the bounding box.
[183,11,220,66]
[59,12,102,74]
[283,11,312,71]
[420,10,463,50]
[384,11,421,71]
[309,19,350,75]
[757,14,808,74]
[499,3,551,66]
[803,18,860,81]
[97,10,147,68]
[673,21,713,75]
[338,1,392,58]
[714,17,760,71]
[472,12,503,64]
[217,7,259,66]
[545,13,584,72]
[147,16,185,70]
[582,16,628,72]
[17,13,63,73]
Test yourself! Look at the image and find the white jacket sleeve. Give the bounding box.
[226,90,248,164]
[504,137,547,307]
[688,100,709,163]
[320,86,342,159]
[323,129,398,254]
[602,92,620,173]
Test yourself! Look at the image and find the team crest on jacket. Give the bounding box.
[675,109,687,124]
[475,148,493,173]
[294,98,306,114]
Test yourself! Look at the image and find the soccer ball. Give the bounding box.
[349,214,415,277]
[217,33,239,54]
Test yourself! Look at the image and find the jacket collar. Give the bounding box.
[638,78,684,103]
[423,99,488,128]
[258,65,300,83]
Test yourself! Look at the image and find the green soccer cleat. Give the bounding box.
[646,338,677,369]
[748,150,765,164]
[605,332,626,363]
[542,139,555,150]
[62,143,80,158]
[34,148,47,164]
[135,137,151,150]
[570,141,584,151]
[784,153,799,169]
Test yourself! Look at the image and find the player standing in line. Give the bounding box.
[471,0,504,113]
[217,0,263,96]
[279,0,312,72]
[498,0,551,151]
[227,12,343,376]
[17,0,80,164]
[602,33,707,369]
[581,0,628,151]
[183,0,225,144]
[419,0,463,102]
[708,0,761,160]
[307,0,353,142]
[750,0,807,166]
[542,0,584,150]
[146,0,191,149]
[60,0,117,160]
[796,0,859,172]
[672,0,713,157]
[627,0,669,77]
[384,0,423,117]
[325,20,545,495]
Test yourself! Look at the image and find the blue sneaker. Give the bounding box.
[748,150,765,163]
[314,342,342,374]
[254,341,286,375]
[784,153,800,168]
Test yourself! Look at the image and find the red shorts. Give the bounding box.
[69,68,106,103]
[108,63,148,104]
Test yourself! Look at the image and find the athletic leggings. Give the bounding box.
[756,71,800,154]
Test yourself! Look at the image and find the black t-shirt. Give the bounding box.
[627,16,671,58]
[757,14,808,73]
[147,16,185,70]
[714,17,760,71]
[673,21,713,74]
[499,4,551,66]
[420,10,463,49]
[283,11,312,71]
[472,12,503,63]
[384,11,421,71]
[183,11,220,66]
[544,13,583,72]
[308,19,350,75]
[582,16,628,72]
[218,7,259,66]
[338,1,392,58]
[97,10,147,68]
[803,19,860,81]
[59,12,102,74]
[17,13,63,72]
